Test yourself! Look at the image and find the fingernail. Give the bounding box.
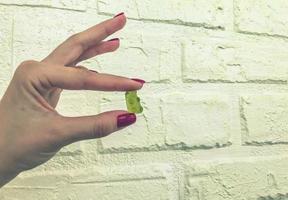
[131,78,146,85]
[89,70,98,73]
[114,12,124,18]
[108,38,120,42]
[117,113,136,128]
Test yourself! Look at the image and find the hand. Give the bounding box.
[0,13,145,187]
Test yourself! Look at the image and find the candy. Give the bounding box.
[125,91,143,113]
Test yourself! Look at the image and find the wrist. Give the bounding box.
[0,169,19,188]
[0,111,21,188]
[0,152,20,188]
[0,161,20,188]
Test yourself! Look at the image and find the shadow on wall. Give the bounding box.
[258,193,288,200]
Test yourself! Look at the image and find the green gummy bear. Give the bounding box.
[125,91,143,114]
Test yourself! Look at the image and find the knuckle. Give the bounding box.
[17,60,37,72]
[68,33,85,50]
[14,60,40,81]
[68,33,81,44]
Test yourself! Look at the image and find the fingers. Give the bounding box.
[74,38,120,65]
[42,13,126,66]
[41,63,145,91]
[56,111,136,145]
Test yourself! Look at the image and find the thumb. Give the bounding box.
[57,111,136,145]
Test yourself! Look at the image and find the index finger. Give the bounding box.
[42,13,126,66]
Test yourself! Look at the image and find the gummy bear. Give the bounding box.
[125,91,143,113]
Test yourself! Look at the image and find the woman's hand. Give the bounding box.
[0,13,145,187]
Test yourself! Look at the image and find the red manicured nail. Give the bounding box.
[89,70,98,73]
[117,113,136,128]
[108,38,120,42]
[114,12,124,18]
[131,78,146,84]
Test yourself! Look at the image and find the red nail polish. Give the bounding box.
[89,70,98,73]
[117,113,136,128]
[131,78,146,84]
[114,12,124,18]
[108,38,120,42]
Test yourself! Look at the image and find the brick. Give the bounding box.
[12,7,101,70]
[0,188,56,200]
[51,0,87,11]
[2,1,288,199]
[22,91,99,157]
[2,165,173,199]
[54,90,100,155]
[0,0,50,6]
[13,8,181,83]
[99,91,165,152]
[241,94,288,145]
[0,0,87,11]
[57,90,99,117]
[182,35,288,82]
[186,157,288,199]
[35,152,87,171]
[98,0,232,29]
[161,93,231,148]
[61,179,169,200]
[52,91,98,157]
[1,173,70,200]
[0,7,13,97]
[57,164,173,200]
[6,172,70,187]
[235,0,288,37]
[259,194,288,200]
[96,24,181,83]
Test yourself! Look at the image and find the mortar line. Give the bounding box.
[72,176,165,185]
[10,9,15,75]
[98,11,225,30]
[0,3,86,12]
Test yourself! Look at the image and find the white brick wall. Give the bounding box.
[1,0,288,199]
[0,7,13,97]
[162,93,231,148]
[241,94,288,144]
[235,0,288,38]
[186,156,288,199]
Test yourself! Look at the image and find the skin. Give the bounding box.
[0,13,143,187]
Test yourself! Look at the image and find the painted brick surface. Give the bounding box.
[98,0,232,29]
[235,0,288,37]
[99,92,164,152]
[183,35,288,82]
[162,93,231,148]
[96,27,182,82]
[186,157,288,199]
[1,0,288,199]
[2,164,176,199]
[12,7,96,69]
[0,173,70,200]
[0,7,13,97]
[0,0,87,11]
[0,0,50,6]
[241,94,288,145]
